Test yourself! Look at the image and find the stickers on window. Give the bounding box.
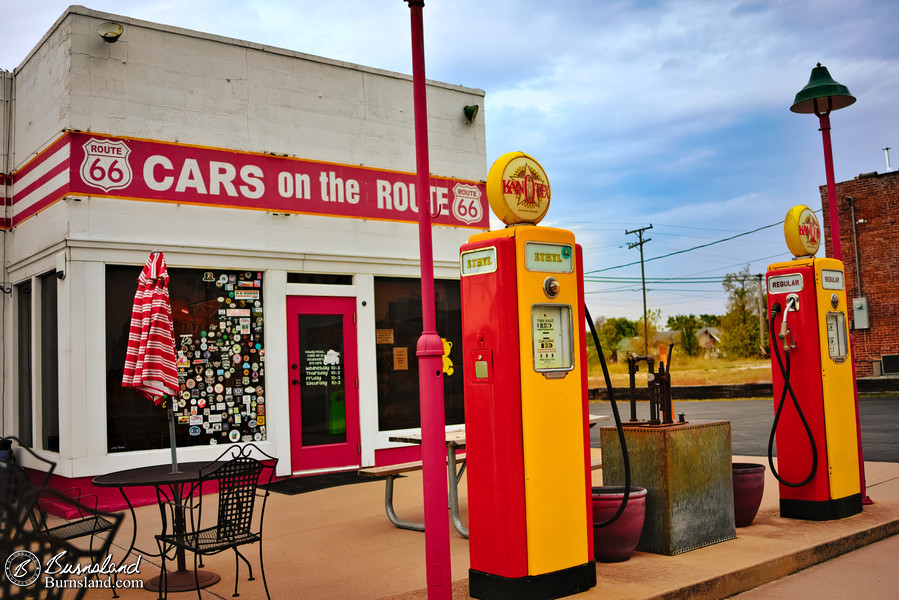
[176,269,266,445]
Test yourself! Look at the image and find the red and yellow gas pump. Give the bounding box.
[765,205,863,520]
[461,152,595,599]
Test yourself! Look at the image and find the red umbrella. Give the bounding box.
[122,251,181,471]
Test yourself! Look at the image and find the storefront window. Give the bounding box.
[374,277,464,431]
[106,266,266,452]
[15,281,33,446]
[39,273,60,452]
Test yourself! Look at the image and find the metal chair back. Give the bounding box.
[1,437,124,599]
[156,443,278,599]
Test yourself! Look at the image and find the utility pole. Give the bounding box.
[626,225,653,356]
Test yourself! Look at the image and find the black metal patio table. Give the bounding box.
[93,462,222,594]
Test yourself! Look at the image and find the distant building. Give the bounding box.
[696,327,721,359]
[613,338,632,363]
[819,169,899,376]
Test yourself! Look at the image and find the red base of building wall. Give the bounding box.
[25,470,160,516]
[27,446,424,517]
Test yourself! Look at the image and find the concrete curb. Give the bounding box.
[384,520,899,600]
[653,519,899,600]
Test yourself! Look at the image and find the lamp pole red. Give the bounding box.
[403,2,452,598]
[790,64,855,261]
[817,111,842,261]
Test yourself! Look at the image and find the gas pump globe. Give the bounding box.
[460,152,596,599]
[765,205,863,520]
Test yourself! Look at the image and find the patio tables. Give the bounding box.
[92,462,222,594]
[388,430,468,537]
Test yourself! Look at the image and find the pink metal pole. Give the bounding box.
[849,333,872,504]
[404,1,452,598]
[817,113,842,261]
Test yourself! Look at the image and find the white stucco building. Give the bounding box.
[0,6,487,482]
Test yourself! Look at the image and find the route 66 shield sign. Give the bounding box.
[80,138,133,192]
[451,183,484,225]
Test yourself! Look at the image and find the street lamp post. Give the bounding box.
[791,64,870,506]
[403,2,452,598]
[790,63,855,260]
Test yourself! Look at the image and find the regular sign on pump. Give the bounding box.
[768,273,803,294]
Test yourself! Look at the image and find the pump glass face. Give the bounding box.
[531,304,574,373]
[825,312,848,362]
[524,242,573,273]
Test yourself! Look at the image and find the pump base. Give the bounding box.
[780,493,862,521]
[469,561,596,600]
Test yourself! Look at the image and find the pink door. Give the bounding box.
[287,296,360,472]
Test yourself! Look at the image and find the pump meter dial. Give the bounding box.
[825,312,848,363]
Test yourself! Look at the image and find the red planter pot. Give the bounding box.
[591,486,647,562]
[732,463,766,527]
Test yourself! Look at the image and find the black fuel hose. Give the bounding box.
[768,305,818,487]
[584,304,631,527]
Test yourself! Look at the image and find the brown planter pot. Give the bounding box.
[591,486,647,562]
[732,463,766,527]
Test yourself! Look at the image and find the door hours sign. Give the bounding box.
[303,349,343,387]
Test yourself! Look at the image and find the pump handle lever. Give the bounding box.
[779,295,799,351]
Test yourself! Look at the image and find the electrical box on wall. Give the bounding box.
[851,297,869,329]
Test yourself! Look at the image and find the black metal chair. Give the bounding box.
[1,437,118,550]
[155,443,278,599]
[1,437,124,599]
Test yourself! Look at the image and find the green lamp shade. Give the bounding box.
[790,64,856,114]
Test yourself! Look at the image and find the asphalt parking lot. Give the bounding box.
[590,395,899,462]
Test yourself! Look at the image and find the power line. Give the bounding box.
[587,221,780,273]
[587,287,726,294]
[585,209,823,275]
[586,276,729,282]
[678,252,790,277]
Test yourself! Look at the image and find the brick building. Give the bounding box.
[819,169,899,376]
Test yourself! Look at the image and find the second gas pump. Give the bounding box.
[766,205,865,520]
[461,152,596,600]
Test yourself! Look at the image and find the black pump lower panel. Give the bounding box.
[469,562,596,600]
[780,493,862,521]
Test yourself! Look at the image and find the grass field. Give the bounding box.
[587,356,772,388]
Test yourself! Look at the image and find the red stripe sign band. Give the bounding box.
[9,132,488,229]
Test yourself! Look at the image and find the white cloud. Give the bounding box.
[3,0,897,319]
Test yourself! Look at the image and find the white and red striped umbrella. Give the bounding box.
[122,252,179,405]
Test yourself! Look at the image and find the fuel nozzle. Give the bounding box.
[778,295,799,352]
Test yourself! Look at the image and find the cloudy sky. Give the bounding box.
[3,1,897,325]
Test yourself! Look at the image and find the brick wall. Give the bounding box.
[820,170,899,376]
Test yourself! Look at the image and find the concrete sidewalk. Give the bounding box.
[83,452,899,600]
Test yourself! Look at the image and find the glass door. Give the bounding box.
[287,296,360,472]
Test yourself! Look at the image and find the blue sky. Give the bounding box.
[3,1,897,324]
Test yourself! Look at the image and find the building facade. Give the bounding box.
[819,169,899,377]
[1,7,488,480]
